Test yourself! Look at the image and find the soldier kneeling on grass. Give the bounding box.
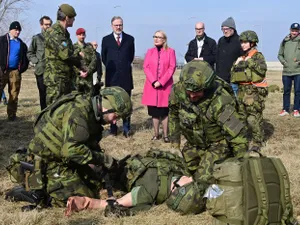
[5,86,132,210]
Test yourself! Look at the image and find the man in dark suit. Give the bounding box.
[91,41,103,82]
[185,22,217,69]
[101,16,135,138]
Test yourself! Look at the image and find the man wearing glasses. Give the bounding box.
[27,16,53,110]
[216,17,243,95]
[185,22,217,69]
[101,16,135,138]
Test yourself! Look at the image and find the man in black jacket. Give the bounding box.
[185,22,217,69]
[91,41,103,82]
[0,21,29,121]
[216,17,243,87]
[101,16,135,138]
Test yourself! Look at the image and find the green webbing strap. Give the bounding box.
[270,158,295,224]
[156,175,168,204]
[249,159,269,225]
[215,215,243,225]
[170,186,186,210]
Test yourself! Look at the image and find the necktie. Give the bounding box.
[116,35,121,46]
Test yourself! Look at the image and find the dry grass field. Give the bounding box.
[0,69,299,225]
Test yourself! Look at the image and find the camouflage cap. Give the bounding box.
[239,30,259,43]
[166,181,206,214]
[101,86,132,119]
[59,4,77,17]
[180,60,216,92]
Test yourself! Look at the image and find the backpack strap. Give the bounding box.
[248,158,269,225]
[270,158,298,225]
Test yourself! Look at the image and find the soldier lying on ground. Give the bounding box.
[64,149,206,217]
[6,87,132,209]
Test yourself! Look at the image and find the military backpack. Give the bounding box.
[206,153,298,225]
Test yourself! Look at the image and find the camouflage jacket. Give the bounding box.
[169,78,248,158]
[231,49,267,83]
[43,21,82,84]
[28,92,107,167]
[27,32,46,76]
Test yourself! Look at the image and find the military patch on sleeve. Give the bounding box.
[62,41,67,47]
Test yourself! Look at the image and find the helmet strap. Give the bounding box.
[92,95,102,121]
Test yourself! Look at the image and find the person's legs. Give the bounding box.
[36,74,47,110]
[7,70,21,120]
[152,117,160,139]
[293,74,300,111]
[122,90,132,136]
[282,75,293,112]
[161,116,170,142]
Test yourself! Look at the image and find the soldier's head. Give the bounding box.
[9,21,22,38]
[111,16,123,35]
[290,23,300,39]
[239,30,259,52]
[180,60,216,103]
[76,28,86,43]
[92,87,132,124]
[57,4,76,28]
[39,16,52,32]
[195,22,205,38]
[166,178,206,215]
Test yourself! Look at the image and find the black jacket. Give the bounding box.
[185,33,217,69]
[101,32,135,91]
[95,51,103,81]
[216,32,243,83]
[0,33,29,74]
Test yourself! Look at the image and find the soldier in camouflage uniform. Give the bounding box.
[231,30,268,151]
[6,87,132,208]
[64,149,206,216]
[73,28,97,95]
[44,4,85,105]
[168,61,248,195]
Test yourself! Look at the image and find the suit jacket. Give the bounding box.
[142,47,176,107]
[101,32,135,91]
[185,33,217,69]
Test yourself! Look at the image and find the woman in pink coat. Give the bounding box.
[141,30,176,142]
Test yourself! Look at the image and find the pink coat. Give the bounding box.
[141,47,176,107]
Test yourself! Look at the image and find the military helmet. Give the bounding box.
[166,181,206,214]
[180,61,216,92]
[59,4,77,17]
[101,86,132,119]
[239,30,259,43]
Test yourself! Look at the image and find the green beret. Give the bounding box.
[59,4,77,17]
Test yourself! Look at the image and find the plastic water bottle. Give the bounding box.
[203,184,224,199]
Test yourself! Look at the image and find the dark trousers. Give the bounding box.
[282,75,300,111]
[36,74,47,110]
[110,89,131,134]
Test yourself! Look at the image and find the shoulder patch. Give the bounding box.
[62,41,67,47]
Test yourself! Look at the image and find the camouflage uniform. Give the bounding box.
[169,61,248,187]
[73,42,97,95]
[44,21,82,105]
[231,30,268,148]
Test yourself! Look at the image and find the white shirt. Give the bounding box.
[197,37,205,58]
[113,32,123,43]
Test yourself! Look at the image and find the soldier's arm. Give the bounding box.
[247,52,267,76]
[277,40,287,66]
[210,94,248,158]
[60,109,111,167]
[87,45,97,74]
[27,36,38,64]
[44,30,81,67]
[168,83,182,148]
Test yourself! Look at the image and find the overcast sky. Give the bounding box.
[17,0,300,62]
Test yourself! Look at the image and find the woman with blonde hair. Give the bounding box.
[142,30,176,142]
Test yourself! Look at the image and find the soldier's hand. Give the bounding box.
[80,71,88,78]
[79,51,85,58]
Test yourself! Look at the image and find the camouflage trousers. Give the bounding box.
[181,139,232,183]
[237,85,268,146]
[0,69,21,118]
[45,78,72,106]
[44,162,102,207]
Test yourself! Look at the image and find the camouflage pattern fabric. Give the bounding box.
[73,42,96,95]
[239,30,259,43]
[169,77,248,183]
[28,92,106,207]
[232,50,268,146]
[44,21,82,105]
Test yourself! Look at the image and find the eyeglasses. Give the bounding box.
[153,36,164,40]
[221,27,232,32]
[195,28,204,31]
[113,24,123,27]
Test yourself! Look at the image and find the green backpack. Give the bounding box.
[206,154,298,225]
[125,149,188,204]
